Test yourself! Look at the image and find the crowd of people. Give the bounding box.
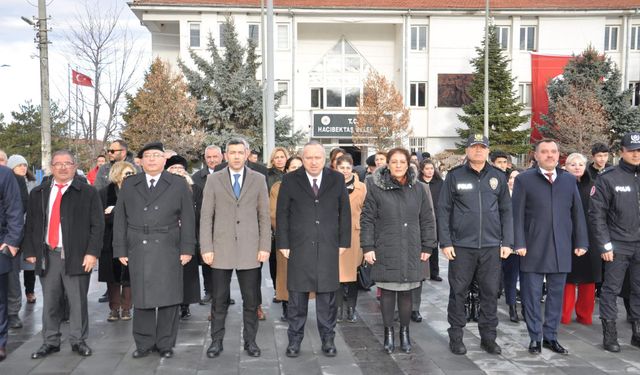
[0,130,639,363]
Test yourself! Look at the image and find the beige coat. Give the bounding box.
[200,166,271,270]
[339,177,366,282]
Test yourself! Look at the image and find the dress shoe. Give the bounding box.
[257,305,266,320]
[508,304,519,323]
[480,339,501,354]
[160,349,173,358]
[199,292,212,305]
[26,293,36,304]
[229,298,235,305]
[449,338,467,355]
[132,348,151,358]
[121,309,132,321]
[71,341,92,357]
[411,311,423,323]
[244,342,261,357]
[8,315,23,329]
[345,307,357,323]
[383,327,395,354]
[98,292,109,303]
[430,275,443,282]
[0,347,6,362]
[336,306,344,323]
[543,340,568,355]
[321,338,337,357]
[280,301,288,322]
[206,341,223,358]
[399,326,412,353]
[528,341,541,354]
[31,344,60,359]
[285,343,300,357]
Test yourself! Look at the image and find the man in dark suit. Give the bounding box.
[0,164,24,362]
[113,142,196,359]
[512,139,588,355]
[276,141,351,357]
[23,150,104,359]
[192,145,224,305]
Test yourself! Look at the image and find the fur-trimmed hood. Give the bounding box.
[371,165,418,190]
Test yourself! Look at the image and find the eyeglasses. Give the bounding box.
[107,149,123,154]
[143,153,164,159]
[52,162,75,169]
[124,171,135,177]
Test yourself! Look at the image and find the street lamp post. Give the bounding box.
[484,0,490,139]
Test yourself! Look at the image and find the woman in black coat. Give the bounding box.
[99,161,135,322]
[361,148,437,354]
[562,153,601,325]
[266,147,289,305]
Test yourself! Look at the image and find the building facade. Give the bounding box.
[130,0,640,158]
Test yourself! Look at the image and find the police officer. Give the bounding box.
[438,134,513,355]
[590,131,640,352]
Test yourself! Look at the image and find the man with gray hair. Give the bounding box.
[0,150,7,166]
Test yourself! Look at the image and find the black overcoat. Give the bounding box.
[112,171,196,308]
[275,167,351,293]
[98,183,129,284]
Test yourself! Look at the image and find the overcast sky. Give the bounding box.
[0,0,151,123]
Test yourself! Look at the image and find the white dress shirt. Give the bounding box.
[229,167,244,190]
[539,167,557,182]
[306,171,323,190]
[46,180,70,255]
[146,173,161,188]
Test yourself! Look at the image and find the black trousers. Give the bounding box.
[429,248,440,278]
[133,305,180,351]
[201,265,212,295]
[211,267,261,344]
[600,244,640,321]
[447,246,500,341]
[288,290,336,345]
[0,272,8,348]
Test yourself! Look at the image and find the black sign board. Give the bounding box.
[312,113,357,138]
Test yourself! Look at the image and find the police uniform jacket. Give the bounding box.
[589,159,640,255]
[437,162,513,250]
[112,171,196,309]
[513,167,588,273]
[276,167,351,293]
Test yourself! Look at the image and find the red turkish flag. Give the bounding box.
[72,69,93,87]
[530,53,572,142]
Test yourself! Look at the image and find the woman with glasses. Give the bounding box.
[99,161,135,322]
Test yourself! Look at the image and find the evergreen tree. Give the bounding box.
[544,46,640,149]
[457,25,529,155]
[179,18,304,152]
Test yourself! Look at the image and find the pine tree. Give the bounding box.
[457,24,530,155]
[179,17,304,152]
[544,46,640,149]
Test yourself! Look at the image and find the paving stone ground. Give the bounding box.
[2,258,640,374]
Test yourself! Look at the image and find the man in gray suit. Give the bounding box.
[200,137,271,358]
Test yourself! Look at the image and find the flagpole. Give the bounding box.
[68,64,71,141]
[75,66,79,153]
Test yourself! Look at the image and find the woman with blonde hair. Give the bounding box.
[99,161,136,321]
[267,146,290,303]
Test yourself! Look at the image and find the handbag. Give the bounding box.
[357,260,374,290]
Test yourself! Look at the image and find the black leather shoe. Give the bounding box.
[430,275,443,282]
[206,341,223,358]
[480,339,501,354]
[132,348,151,358]
[0,347,6,362]
[98,292,108,303]
[508,304,520,323]
[528,341,541,354]
[383,327,395,354]
[449,338,467,355]
[285,343,300,357]
[543,340,568,355]
[321,338,337,357]
[399,326,412,353]
[244,342,261,357]
[336,306,344,323]
[71,341,92,357]
[160,349,173,358]
[229,298,235,305]
[31,344,60,359]
[411,311,423,323]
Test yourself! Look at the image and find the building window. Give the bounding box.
[497,26,509,50]
[248,24,260,47]
[519,82,532,107]
[219,23,232,48]
[277,23,290,50]
[189,23,200,48]
[409,137,428,153]
[519,26,536,51]
[410,25,428,51]
[326,88,342,107]
[410,82,427,107]
[311,88,324,109]
[277,81,289,106]
[630,82,640,106]
[605,26,619,51]
[345,87,360,107]
[631,26,640,50]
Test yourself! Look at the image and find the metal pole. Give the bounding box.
[265,0,275,158]
[38,0,52,172]
[483,0,490,139]
[260,0,267,162]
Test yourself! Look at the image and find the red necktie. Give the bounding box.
[545,172,554,184]
[48,184,66,249]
